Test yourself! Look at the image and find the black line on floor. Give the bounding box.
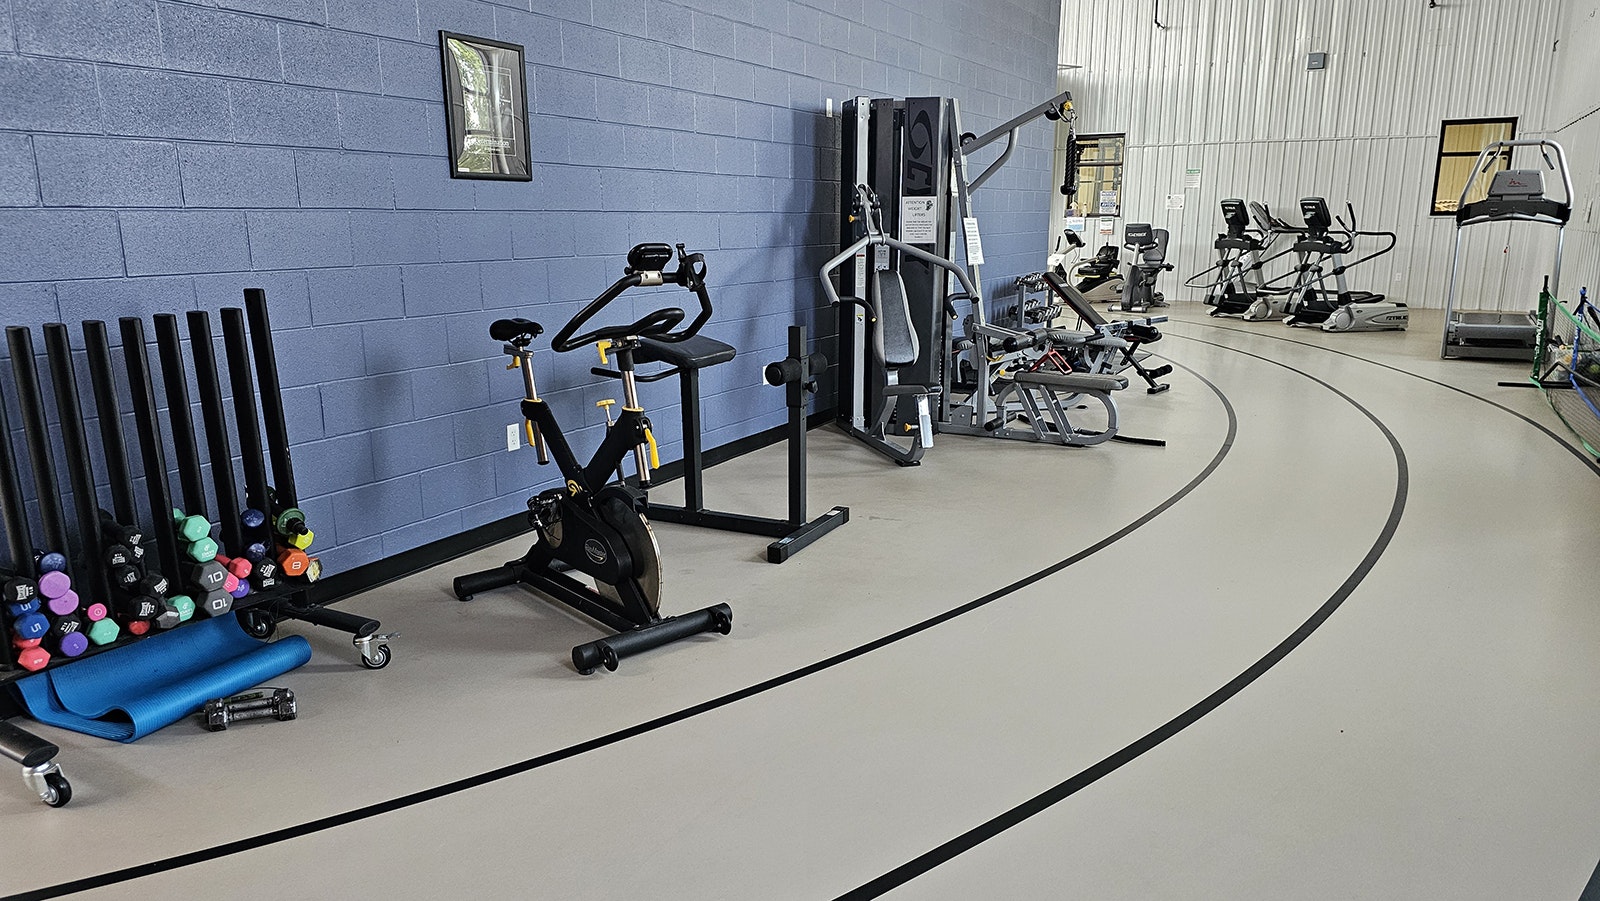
[835,338,1409,900]
[1184,319,1600,477]
[3,363,1237,901]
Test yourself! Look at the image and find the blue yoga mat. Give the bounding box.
[10,615,312,742]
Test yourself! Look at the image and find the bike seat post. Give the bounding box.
[506,341,550,465]
[611,340,653,486]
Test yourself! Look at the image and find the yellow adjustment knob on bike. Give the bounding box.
[644,427,660,470]
[596,339,612,365]
[523,420,537,448]
[506,356,521,371]
[566,479,581,497]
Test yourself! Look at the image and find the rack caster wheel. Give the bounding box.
[238,609,276,639]
[354,632,397,670]
[23,762,70,808]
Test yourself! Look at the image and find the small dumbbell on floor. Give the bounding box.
[201,688,296,731]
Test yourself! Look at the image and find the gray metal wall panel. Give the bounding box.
[1054,0,1568,309]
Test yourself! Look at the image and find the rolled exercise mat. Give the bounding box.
[9,616,310,742]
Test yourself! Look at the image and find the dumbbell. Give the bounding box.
[108,560,142,592]
[276,547,310,578]
[115,595,159,624]
[86,617,119,647]
[12,636,49,672]
[198,590,233,618]
[272,505,309,540]
[43,590,79,618]
[229,580,250,600]
[11,611,49,643]
[80,600,109,622]
[217,554,252,581]
[250,560,279,592]
[36,570,71,600]
[6,597,40,619]
[189,559,228,594]
[202,688,296,731]
[173,509,212,543]
[1,575,38,606]
[99,512,144,549]
[48,616,89,658]
[35,552,67,573]
[165,595,196,626]
[139,573,170,599]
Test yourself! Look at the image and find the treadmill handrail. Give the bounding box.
[1454,140,1573,223]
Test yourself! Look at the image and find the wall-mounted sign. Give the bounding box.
[1098,190,1118,216]
[439,31,532,181]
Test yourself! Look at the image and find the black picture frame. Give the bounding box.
[439,31,533,182]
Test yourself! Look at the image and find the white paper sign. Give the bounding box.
[1165,194,1186,210]
[962,216,985,266]
[1065,216,1086,233]
[900,197,938,244]
[1099,218,1115,234]
[1098,190,1118,215]
[1185,167,1201,189]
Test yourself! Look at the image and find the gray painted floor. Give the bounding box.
[4,303,1598,900]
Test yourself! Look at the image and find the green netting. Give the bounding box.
[1533,293,1600,459]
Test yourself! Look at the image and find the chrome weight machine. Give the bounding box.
[453,243,732,674]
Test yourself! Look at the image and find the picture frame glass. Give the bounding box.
[440,32,532,181]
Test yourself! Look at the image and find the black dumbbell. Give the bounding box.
[138,573,170,599]
[99,511,144,549]
[1,575,38,606]
[198,589,233,617]
[115,595,160,623]
[108,562,142,592]
[189,559,228,593]
[202,688,296,731]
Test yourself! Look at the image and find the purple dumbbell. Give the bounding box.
[37,570,72,600]
[46,589,80,617]
[54,630,89,658]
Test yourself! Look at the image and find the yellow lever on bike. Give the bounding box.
[644,427,660,471]
[523,420,537,448]
[596,340,612,365]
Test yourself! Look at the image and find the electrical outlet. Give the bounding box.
[506,423,520,452]
[826,98,833,118]
[1394,272,1404,283]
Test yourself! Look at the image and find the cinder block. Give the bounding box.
[362,316,450,374]
[595,78,648,129]
[13,0,161,66]
[693,95,739,138]
[511,212,574,260]
[411,360,491,419]
[591,0,646,37]
[270,323,366,388]
[479,259,547,311]
[280,24,382,94]
[669,47,715,94]
[295,150,396,210]
[338,94,434,156]
[331,474,421,543]
[353,211,444,267]
[771,34,805,74]
[210,0,325,24]
[418,0,496,41]
[715,136,754,176]
[538,166,604,213]
[121,211,251,276]
[560,22,620,77]
[0,1,13,50]
[532,67,598,120]
[379,38,441,100]
[308,534,382,574]
[733,104,772,141]
[436,212,515,262]
[99,68,231,143]
[307,266,404,325]
[421,454,496,518]
[472,179,543,212]
[278,384,325,442]
[618,36,670,85]
[248,211,355,270]
[34,136,181,208]
[733,23,773,66]
[671,132,717,173]
[230,83,341,149]
[180,145,299,209]
[380,510,464,559]
[390,156,476,211]
[646,86,693,130]
[690,12,736,55]
[0,284,59,325]
[56,277,197,324]
[443,311,500,363]
[158,5,281,80]
[544,255,611,303]
[327,0,418,40]
[369,416,456,481]
[451,403,516,459]
[320,372,413,438]
[0,211,123,282]
[562,121,627,168]
[400,262,482,317]
[645,2,692,45]
[0,134,38,206]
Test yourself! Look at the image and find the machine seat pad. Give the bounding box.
[872,269,920,368]
[635,334,737,370]
[1013,370,1127,393]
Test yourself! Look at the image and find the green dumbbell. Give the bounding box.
[172,509,213,544]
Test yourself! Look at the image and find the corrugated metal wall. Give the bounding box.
[1548,0,1600,301]
[1051,0,1573,310]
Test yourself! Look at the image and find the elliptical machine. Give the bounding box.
[1191,200,1295,320]
[1115,223,1173,313]
[1278,198,1407,332]
[453,243,733,674]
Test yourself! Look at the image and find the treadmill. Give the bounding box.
[1442,140,1574,361]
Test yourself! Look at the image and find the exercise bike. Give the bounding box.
[453,243,733,674]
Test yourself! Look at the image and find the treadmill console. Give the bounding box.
[1485,169,1545,202]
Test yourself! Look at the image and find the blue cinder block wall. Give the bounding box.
[0,0,1060,574]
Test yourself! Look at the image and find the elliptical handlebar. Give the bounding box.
[551,243,713,353]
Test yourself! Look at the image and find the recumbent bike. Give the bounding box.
[453,243,733,674]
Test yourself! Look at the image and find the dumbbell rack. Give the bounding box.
[0,289,393,809]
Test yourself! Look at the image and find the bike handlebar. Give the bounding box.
[551,243,713,353]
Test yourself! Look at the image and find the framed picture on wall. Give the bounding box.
[438,31,532,181]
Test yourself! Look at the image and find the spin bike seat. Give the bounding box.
[490,318,544,343]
